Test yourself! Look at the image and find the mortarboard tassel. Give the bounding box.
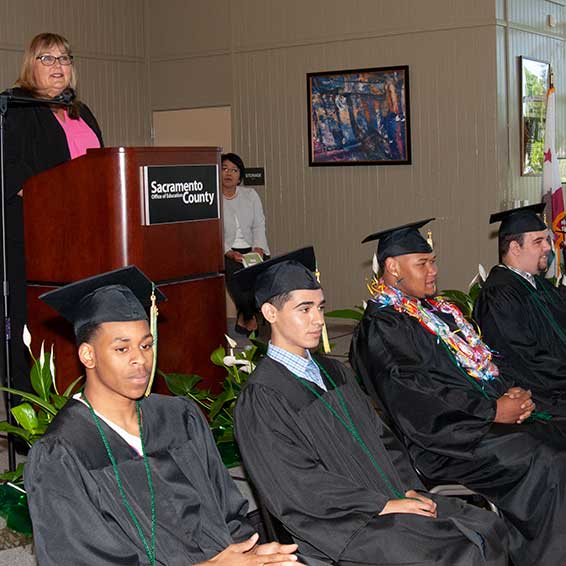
[314,265,331,354]
[144,284,159,397]
[426,229,434,250]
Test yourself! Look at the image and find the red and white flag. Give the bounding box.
[542,83,565,279]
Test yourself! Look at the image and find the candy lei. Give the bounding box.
[371,280,499,382]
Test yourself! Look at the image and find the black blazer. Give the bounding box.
[3,87,104,240]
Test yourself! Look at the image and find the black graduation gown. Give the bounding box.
[24,395,254,565]
[235,356,509,566]
[350,301,566,566]
[474,265,566,415]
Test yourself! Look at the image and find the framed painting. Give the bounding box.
[307,65,411,166]
[520,56,550,176]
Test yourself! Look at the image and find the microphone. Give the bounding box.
[52,88,76,105]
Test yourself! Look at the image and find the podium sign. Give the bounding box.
[141,163,219,225]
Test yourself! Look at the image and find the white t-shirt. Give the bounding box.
[73,394,143,455]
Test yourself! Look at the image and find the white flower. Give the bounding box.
[49,344,58,394]
[233,359,254,374]
[468,264,487,290]
[39,341,45,370]
[22,325,32,349]
[362,300,368,310]
[222,356,254,374]
[224,334,237,349]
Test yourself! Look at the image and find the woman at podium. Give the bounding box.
[3,32,103,390]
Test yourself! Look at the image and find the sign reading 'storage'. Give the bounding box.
[141,164,219,225]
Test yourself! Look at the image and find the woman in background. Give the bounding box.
[3,32,103,390]
[222,153,270,335]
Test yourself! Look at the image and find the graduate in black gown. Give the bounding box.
[234,248,509,566]
[24,266,301,566]
[474,203,566,415]
[349,219,566,566]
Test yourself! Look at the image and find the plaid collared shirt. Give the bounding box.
[267,342,327,391]
[502,264,537,288]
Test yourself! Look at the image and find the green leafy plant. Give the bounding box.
[438,265,486,323]
[0,328,83,535]
[162,334,266,467]
[325,304,366,322]
[0,329,83,481]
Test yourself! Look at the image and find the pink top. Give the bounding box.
[54,111,100,159]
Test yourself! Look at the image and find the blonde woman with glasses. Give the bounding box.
[3,32,103,392]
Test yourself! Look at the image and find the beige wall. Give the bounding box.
[149,0,565,309]
[0,0,152,146]
[153,106,231,149]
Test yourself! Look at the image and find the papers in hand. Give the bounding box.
[242,252,264,268]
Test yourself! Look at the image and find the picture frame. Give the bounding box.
[520,56,550,176]
[307,65,411,166]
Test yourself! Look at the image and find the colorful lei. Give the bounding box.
[370,279,499,382]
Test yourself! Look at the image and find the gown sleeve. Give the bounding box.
[235,383,389,561]
[24,438,143,565]
[188,399,254,543]
[350,306,497,460]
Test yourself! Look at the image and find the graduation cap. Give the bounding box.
[39,265,166,336]
[362,218,435,265]
[489,203,547,237]
[233,246,320,308]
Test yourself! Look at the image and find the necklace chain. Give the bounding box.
[83,397,156,565]
[290,360,405,499]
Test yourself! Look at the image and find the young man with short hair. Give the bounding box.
[235,248,508,566]
[25,266,300,566]
[350,219,566,566]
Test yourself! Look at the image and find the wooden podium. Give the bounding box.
[24,146,227,393]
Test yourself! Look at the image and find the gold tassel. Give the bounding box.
[315,266,331,354]
[144,284,159,397]
[426,229,434,250]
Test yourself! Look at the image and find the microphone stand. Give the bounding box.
[0,89,71,471]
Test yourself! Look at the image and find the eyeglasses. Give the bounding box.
[36,54,74,66]
[222,168,239,174]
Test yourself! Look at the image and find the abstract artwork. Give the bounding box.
[307,66,411,166]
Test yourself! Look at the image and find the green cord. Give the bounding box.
[84,397,156,565]
[511,272,566,344]
[290,360,405,500]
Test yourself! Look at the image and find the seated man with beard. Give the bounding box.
[474,203,566,416]
[350,219,566,566]
[235,247,509,566]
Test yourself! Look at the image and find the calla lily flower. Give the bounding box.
[22,325,32,349]
[39,341,45,370]
[225,334,237,349]
[49,343,57,394]
[223,356,254,374]
[468,264,487,290]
